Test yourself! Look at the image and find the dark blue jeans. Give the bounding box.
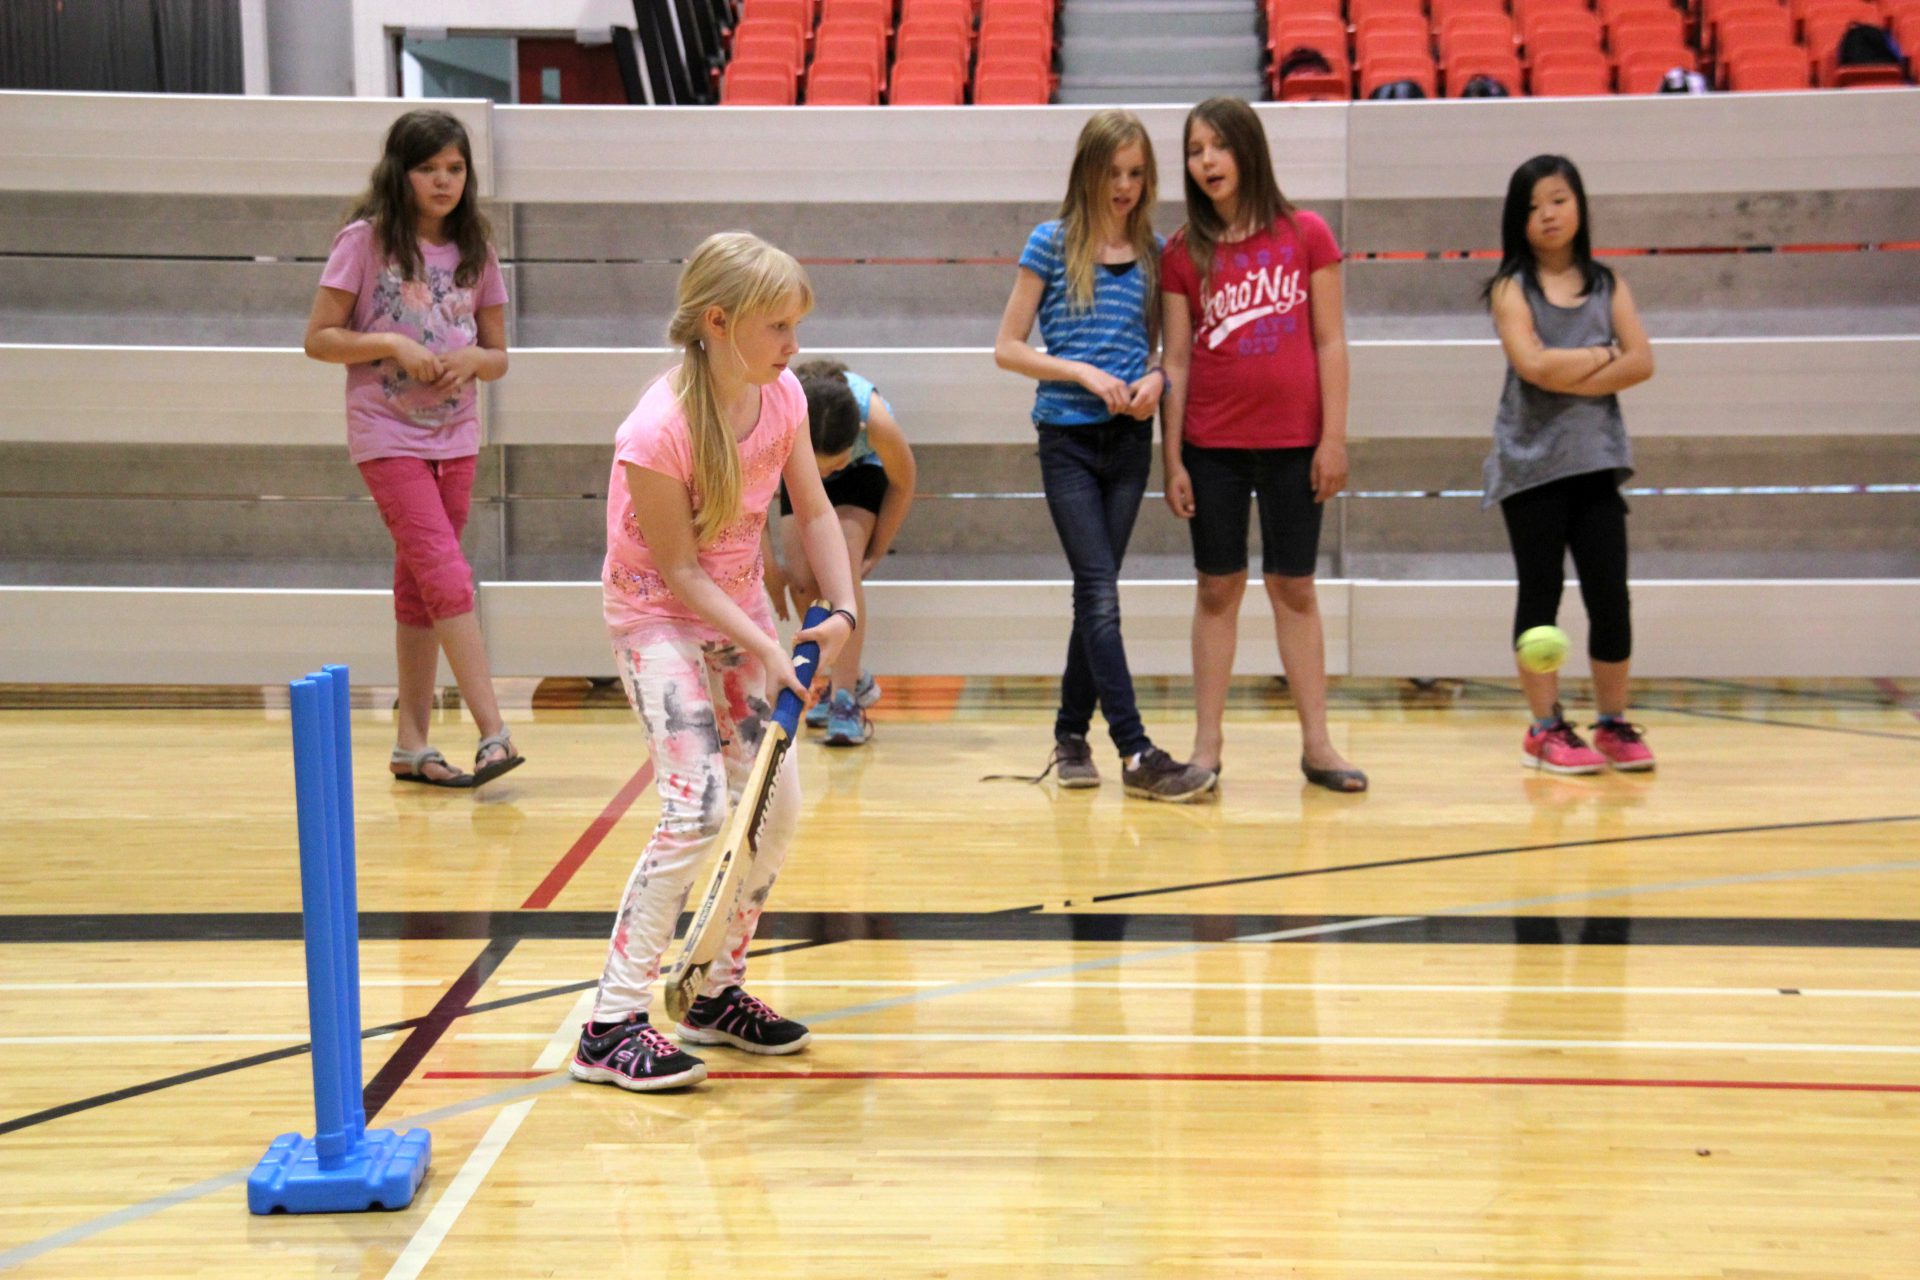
[1036,418,1153,757]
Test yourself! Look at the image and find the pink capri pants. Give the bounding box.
[357,454,478,628]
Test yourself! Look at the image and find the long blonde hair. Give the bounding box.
[666,232,814,545]
[1059,110,1160,343]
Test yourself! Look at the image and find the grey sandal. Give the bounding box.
[471,731,525,787]
[391,745,474,788]
[1301,756,1368,793]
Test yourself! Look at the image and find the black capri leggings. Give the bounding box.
[1498,469,1632,663]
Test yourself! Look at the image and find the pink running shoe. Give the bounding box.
[1591,719,1656,771]
[1523,713,1605,775]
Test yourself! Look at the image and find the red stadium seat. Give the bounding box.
[1617,47,1700,88]
[1608,7,1689,49]
[1805,3,1887,63]
[721,59,798,103]
[821,0,894,33]
[1447,48,1526,91]
[974,61,1051,102]
[1831,60,1908,83]
[1279,70,1354,98]
[1533,52,1616,91]
[978,28,1052,67]
[814,20,888,84]
[891,57,967,102]
[1433,0,1513,28]
[807,64,880,103]
[1526,9,1606,52]
[1350,0,1428,17]
[1440,13,1518,59]
[1361,53,1440,94]
[731,21,808,76]
[1358,12,1432,51]
[1528,26,1608,63]
[1728,45,1814,84]
[740,0,817,31]
[896,24,972,69]
[1271,13,1350,56]
[1359,31,1436,66]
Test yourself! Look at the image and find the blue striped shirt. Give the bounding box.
[1018,220,1158,426]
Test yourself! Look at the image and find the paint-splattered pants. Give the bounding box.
[592,627,801,1021]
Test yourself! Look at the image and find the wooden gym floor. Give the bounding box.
[1,676,1917,1278]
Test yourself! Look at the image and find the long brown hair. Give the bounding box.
[1178,97,1295,289]
[1058,109,1160,344]
[666,232,815,545]
[344,109,492,287]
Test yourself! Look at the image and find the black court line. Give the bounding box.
[0,938,846,1141]
[1643,702,1920,743]
[1082,812,1920,906]
[3,909,1918,949]
[1685,677,1905,708]
[361,936,517,1123]
[6,914,1918,1142]
[1455,678,1920,742]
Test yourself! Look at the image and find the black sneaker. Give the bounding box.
[1052,733,1100,788]
[678,986,812,1055]
[1122,746,1216,803]
[569,1013,707,1091]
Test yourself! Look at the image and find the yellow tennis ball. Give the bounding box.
[1514,625,1571,674]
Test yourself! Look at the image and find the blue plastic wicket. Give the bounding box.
[247,666,431,1215]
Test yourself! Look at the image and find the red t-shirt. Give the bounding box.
[1161,211,1342,449]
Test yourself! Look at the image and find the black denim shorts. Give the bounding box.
[1182,443,1324,578]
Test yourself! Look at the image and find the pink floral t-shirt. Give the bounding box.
[603,368,806,645]
[318,220,507,464]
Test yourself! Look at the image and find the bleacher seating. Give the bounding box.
[710,0,1914,103]
[719,0,1056,104]
[1258,0,1912,100]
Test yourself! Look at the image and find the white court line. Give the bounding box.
[383,1099,536,1280]
[823,1032,1920,1055]
[379,985,588,1278]
[499,978,1920,1000]
[0,1033,397,1045]
[531,990,597,1072]
[0,990,441,997]
[450,1029,1920,1055]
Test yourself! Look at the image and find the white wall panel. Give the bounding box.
[0,347,346,446]
[11,339,1906,448]
[1348,580,1920,677]
[0,587,397,684]
[10,581,1910,683]
[491,104,1346,204]
[1347,91,1920,199]
[0,92,491,197]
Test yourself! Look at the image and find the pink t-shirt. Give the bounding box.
[318,220,507,464]
[1161,211,1342,450]
[602,368,807,645]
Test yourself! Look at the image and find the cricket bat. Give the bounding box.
[662,601,831,1023]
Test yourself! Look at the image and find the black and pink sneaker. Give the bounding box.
[678,986,812,1056]
[569,1013,707,1091]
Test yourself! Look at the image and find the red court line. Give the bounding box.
[1874,678,1920,724]
[422,1068,1920,1094]
[519,762,654,909]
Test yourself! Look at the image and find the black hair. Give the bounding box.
[1481,154,1612,307]
[799,372,861,457]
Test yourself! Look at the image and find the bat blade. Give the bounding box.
[660,602,832,1023]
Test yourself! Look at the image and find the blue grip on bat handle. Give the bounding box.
[772,602,833,736]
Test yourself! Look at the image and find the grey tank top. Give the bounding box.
[1481,271,1633,508]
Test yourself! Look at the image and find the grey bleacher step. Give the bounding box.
[1060,2,1259,40]
[1054,77,1267,103]
[1058,36,1264,82]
